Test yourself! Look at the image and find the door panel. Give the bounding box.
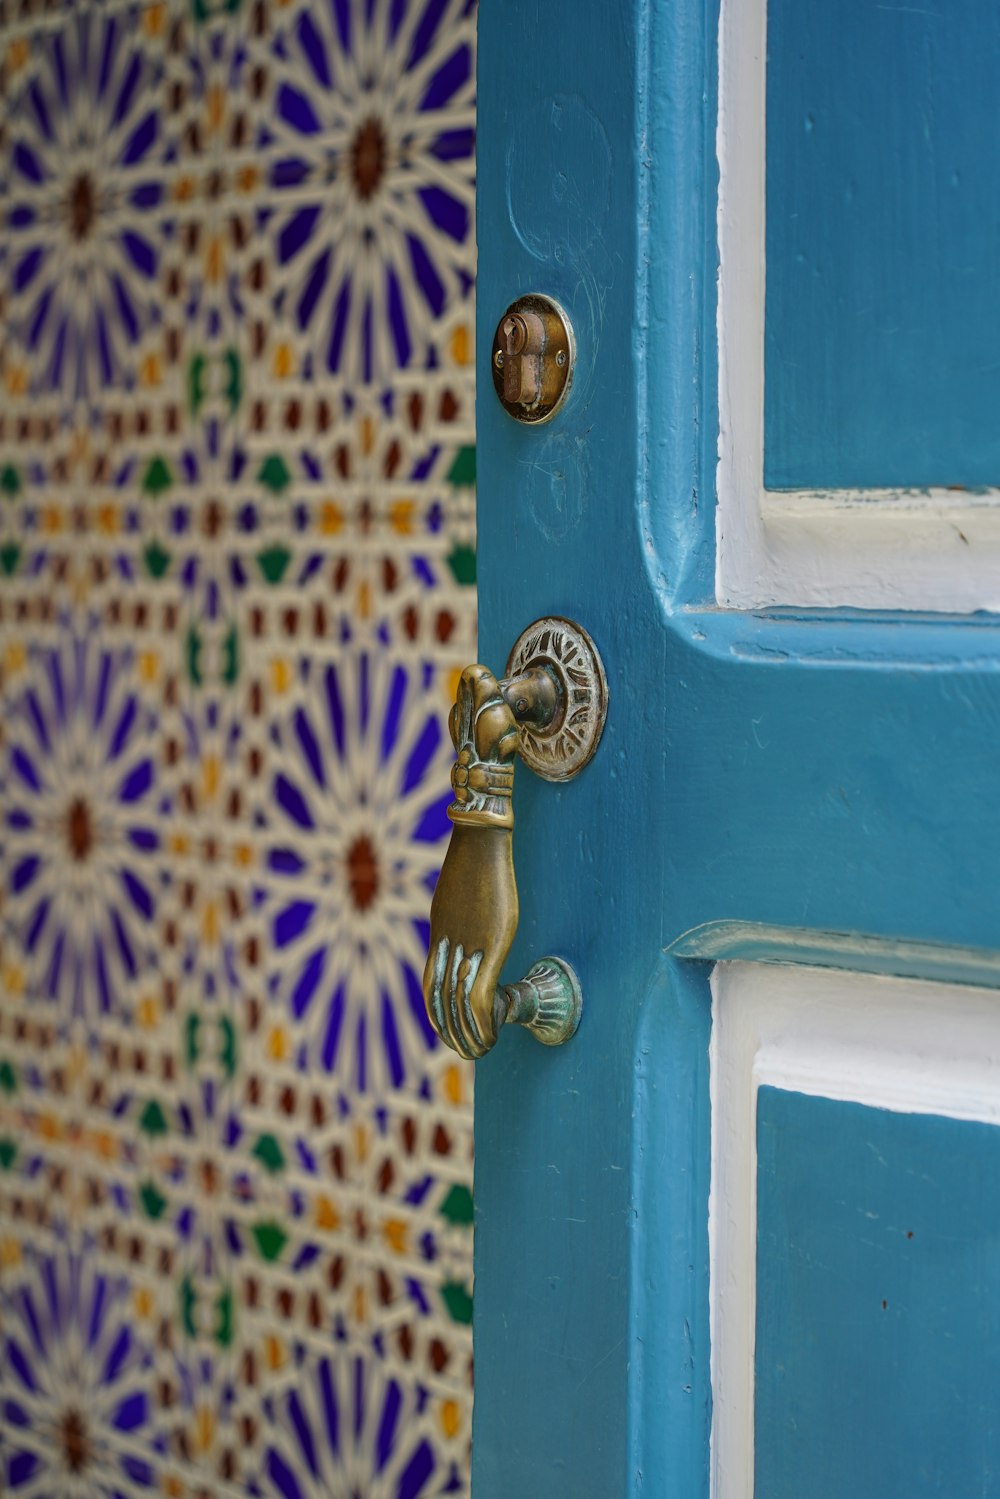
[756,1088,1000,1498]
[718,0,1000,609]
[765,0,1000,490]
[712,962,1000,1499]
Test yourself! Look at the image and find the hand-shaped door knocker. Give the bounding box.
[422,617,607,1060]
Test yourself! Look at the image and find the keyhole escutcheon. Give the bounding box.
[491,295,574,424]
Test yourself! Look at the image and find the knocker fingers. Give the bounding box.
[453,946,486,1058]
[428,935,452,1048]
[427,936,491,1059]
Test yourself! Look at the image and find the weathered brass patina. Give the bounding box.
[422,618,607,1060]
[490,294,574,424]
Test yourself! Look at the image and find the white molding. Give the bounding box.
[715,0,1000,613]
[709,961,1000,1499]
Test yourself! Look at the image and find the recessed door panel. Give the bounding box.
[712,961,1000,1499]
[756,1087,1000,1498]
[765,0,1000,490]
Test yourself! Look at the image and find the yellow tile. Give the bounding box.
[315,1195,341,1231]
[270,659,293,693]
[267,1026,289,1062]
[382,1218,408,1255]
[201,755,221,801]
[442,1064,464,1106]
[206,86,225,133]
[205,236,224,285]
[142,3,166,36]
[194,1405,215,1452]
[6,37,29,71]
[440,1399,462,1439]
[137,997,159,1028]
[450,323,472,366]
[2,965,24,1001]
[91,1130,116,1160]
[319,500,344,535]
[201,901,219,945]
[4,642,26,674]
[389,500,416,535]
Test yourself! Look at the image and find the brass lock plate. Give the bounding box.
[491,294,574,424]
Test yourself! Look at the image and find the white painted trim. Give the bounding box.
[709,961,1000,1499]
[715,0,1000,613]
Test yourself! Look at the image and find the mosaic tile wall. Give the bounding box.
[0,1,477,1493]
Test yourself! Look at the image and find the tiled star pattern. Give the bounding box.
[0,1,476,1494]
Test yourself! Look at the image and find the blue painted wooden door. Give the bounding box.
[474,2,1000,1496]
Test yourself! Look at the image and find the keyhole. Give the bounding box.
[503,315,528,356]
[492,296,574,423]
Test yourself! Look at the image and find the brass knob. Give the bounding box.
[422,618,607,1060]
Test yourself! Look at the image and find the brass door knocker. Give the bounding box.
[423,618,607,1060]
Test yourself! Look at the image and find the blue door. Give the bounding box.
[468,1,1000,1496]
